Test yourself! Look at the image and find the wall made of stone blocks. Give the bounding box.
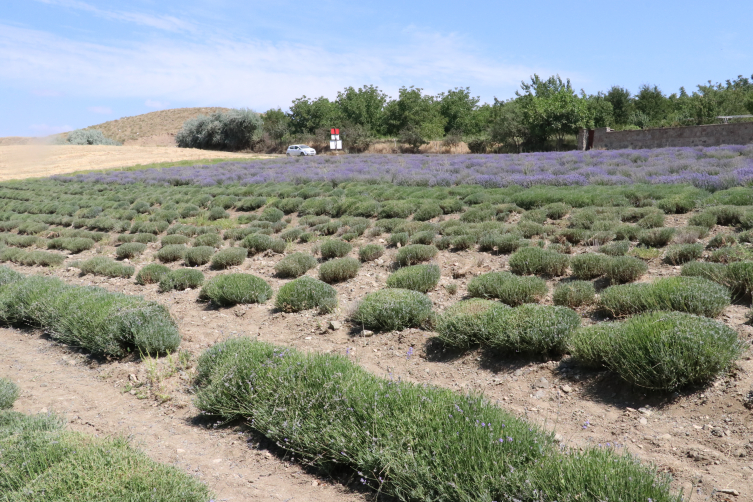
[583,123,753,150]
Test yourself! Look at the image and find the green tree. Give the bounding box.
[584,92,614,128]
[633,84,670,126]
[605,86,633,126]
[336,85,388,134]
[437,87,483,135]
[489,99,528,152]
[516,75,592,150]
[383,86,446,139]
[288,96,341,135]
[262,108,290,147]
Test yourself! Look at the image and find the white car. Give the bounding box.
[286,144,316,156]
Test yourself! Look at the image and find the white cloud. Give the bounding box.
[145,100,170,109]
[0,23,562,110]
[29,123,73,135]
[87,106,112,114]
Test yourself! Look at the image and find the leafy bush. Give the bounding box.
[319,257,360,283]
[599,240,630,256]
[568,324,615,369]
[395,244,437,267]
[509,247,569,277]
[553,281,596,308]
[603,312,742,390]
[386,264,440,293]
[486,304,580,355]
[115,242,146,260]
[260,207,285,223]
[199,273,272,306]
[707,233,737,249]
[133,232,158,244]
[543,202,571,220]
[275,276,337,313]
[605,256,647,283]
[688,211,716,229]
[663,244,703,265]
[320,239,352,260]
[162,234,190,246]
[726,261,753,294]
[0,377,19,409]
[193,232,222,248]
[600,277,730,317]
[0,275,179,356]
[176,108,263,150]
[680,260,728,285]
[240,233,286,254]
[63,128,120,145]
[158,269,204,292]
[709,245,751,263]
[388,232,409,247]
[210,247,247,269]
[638,228,675,247]
[236,196,267,211]
[359,244,384,262]
[156,244,186,263]
[436,299,511,348]
[352,288,432,331]
[570,254,609,280]
[135,263,171,285]
[467,271,547,306]
[636,211,664,229]
[47,237,94,254]
[78,257,134,278]
[274,252,317,278]
[194,338,678,502]
[410,230,436,245]
[183,246,215,266]
[413,203,443,221]
[707,205,743,226]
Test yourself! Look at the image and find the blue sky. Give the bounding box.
[1,0,751,137]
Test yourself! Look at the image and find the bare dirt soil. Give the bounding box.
[0,145,273,181]
[1,211,753,501]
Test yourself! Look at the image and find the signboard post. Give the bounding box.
[330,128,342,151]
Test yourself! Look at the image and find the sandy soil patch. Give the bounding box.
[0,145,273,181]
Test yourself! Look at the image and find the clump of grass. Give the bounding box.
[78,256,134,278]
[320,239,352,260]
[0,266,23,286]
[444,282,458,295]
[599,277,730,318]
[47,237,94,254]
[275,252,317,278]
[436,299,511,348]
[135,263,171,285]
[638,228,675,247]
[487,304,580,355]
[161,234,190,246]
[410,230,436,245]
[156,244,186,263]
[0,377,19,409]
[280,227,303,242]
[605,256,647,283]
[570,254,609,280]
[199,273,272,306]
[209,247,247,269]
[116,242,147,260]
[689,211,716,229]
[603,311,742,390]
[467,271,547,306]
[158,268,204,292]
[0,249,66,267]
[568,324,615,369]
[661,243,701,265]
[636,211,664,229]
[183,246,214,266]
[352,288,432,331]
[386,264,440,293]
[726,261,753,295]
[708,205,743,226]
[275,276,337,313]
[509,247,569,277]
[553,281,596,308]
[358,244,384,262]
[543,202,571,220]
[413,203,443,221]
[395,244,438,267]
[240,234,286,254]
[260,207,285,222]
[319,257,360,283]
[599,240,629,256]
[389,232,409,247]
[208,207,229,220]
[133,232,158,244]
[680,260,728,285]
[193,232,222,248]
[194,338,679,502]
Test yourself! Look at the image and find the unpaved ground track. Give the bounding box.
[0,329,365,502]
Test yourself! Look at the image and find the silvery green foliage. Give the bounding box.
[176,108,263,150]
[64,129,120,146]
[0,378,19,409]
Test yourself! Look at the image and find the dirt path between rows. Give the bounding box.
[0,328,366,502]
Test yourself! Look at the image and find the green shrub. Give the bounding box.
[707,205,743,226]
[207,207,229,220]
[605,256,647,283]
[688,211,716,229]
[436,299,511,348]
[183,246,214,266]
[613,224,641,241]
[460,207,495,223]
[388,232,409,247]
[467,271,547,306]
[193,232,223,248]
[726,261,753,294]
[176,108,262,150]
[707,233,737,249]
[0,377,19,409]
[410,230,436,245]
[274,252,317,278]
[320,239,352,260]
[319,257,360,283]
[0,249,65,267]
[275,276,337,313]
[599,240,629,256]
[156,244,186,263]
[133,232,158,244]
[199,273,272,306]
[0,266,22,286]
[378,200,414,219]
[516,220,545,238]
[395,244,437,267]
[236,196,266,211]
[553,281,596,308]
[663,244,703,265]
[413,203,443,221]
[603,311,742,390]
[386,264,440,293]
[358,244,384,262]
[636,211,664,229]
[115,242,146,260]
[240,234,285,254]
[486,304,581,355]
[260,207,285,223]
[557,228,589,244]
[709,245,751,263]
[78,257,134,278]
[161,234,190,246]
[568,324,616,369]
[47,237,94,254]
[638,228,675,247]
[509,247,569,277]
[135,263,171,285]
[194,338,678,502]
[210,247,247,269]
[681,261,728,285]
[273,197,303,214]
[543,202,571,220]
[570,254,609,280]
[279,227,303,242]
[129,221,169,235]
[351,288,432,331]
[158,268,204,292]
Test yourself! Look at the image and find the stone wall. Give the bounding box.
[580,122,753,150]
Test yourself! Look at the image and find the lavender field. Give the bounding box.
[62,145,753,189]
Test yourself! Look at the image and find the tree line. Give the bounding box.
[179,74,753,153]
